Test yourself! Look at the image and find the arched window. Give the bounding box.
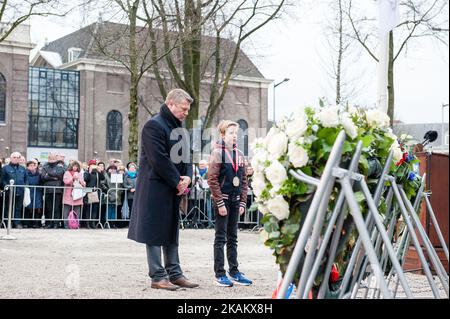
[237,119,249,157]
[106,111,122,151]
[0,73,6,122]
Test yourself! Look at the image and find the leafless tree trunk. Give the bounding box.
[143,0,290,129]
[89,0,177,161]
[336,0,344,105]
[387,30,394,123]
[321,0,364,106]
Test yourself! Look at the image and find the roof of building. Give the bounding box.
[34,50,63,68]
[39,21,265,79]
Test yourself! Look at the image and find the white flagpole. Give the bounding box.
[377,0,400,113]
[377,34,389,113]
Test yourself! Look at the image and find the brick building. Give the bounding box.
[1,22,271,163]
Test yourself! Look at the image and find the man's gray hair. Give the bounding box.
[165,89,193,105]
[48,152,57,162]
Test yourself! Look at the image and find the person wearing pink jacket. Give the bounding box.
[63,161,86,229]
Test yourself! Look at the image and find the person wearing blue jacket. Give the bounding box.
[1,152,28,228]
[25,160,43,228]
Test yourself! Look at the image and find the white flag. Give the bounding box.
[378,0,400,35]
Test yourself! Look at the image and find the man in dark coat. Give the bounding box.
[1,152,28,228]
[128,88,199,291]
[40,152,65,228]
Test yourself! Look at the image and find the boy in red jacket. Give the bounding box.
[208,120,252,287]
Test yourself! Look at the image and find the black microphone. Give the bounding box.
[422,130,438,146]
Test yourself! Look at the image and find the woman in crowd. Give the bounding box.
[25,159,43,228]
[123,162,138,219]
[83,159,104,229]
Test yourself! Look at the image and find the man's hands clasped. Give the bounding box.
[176,176,191,195]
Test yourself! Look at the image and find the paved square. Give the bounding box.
[0,228,444,298]
[0,229,278,298]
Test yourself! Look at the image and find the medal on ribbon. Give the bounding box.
[225,147,240,187]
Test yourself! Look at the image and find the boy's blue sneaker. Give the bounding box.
[215,275,233,287]
[230,272,253,286]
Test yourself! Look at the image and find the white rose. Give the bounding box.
[269,187,279,197]
[251,149,269,172]
[259,229,269,242]
[264,127,279,144]
[267,195,290,220]
[366,109,390,128]
[250,137,266,152]
[348,106,358,116]
[393,147,403,163]
[265,160,288,189]
[288,142,309,168]
[278,117,290,131]
[258,203,270,215]
[340,113,358,139]
[252,172,267,198]
[317,106,340,128]
[385,128,397,140]
[305,135,318,144]
[267,131,288,160]
[400,133,413,140]
[286,112,308,140]
[391,140,403,162]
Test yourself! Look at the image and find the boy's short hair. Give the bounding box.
[217,120,238,135]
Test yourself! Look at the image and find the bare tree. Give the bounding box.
[0,0,76,43]
[88,0,178,161]
[346,0,449,125]
[320,0,367,106]
[88,0,291,159]
[142,0,290,129]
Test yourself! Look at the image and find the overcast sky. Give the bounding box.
[29,1,449,125]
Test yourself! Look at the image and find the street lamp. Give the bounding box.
[273,78,290,124]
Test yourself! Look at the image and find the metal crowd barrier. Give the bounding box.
[0,189,6,230]
[104,187,131,229]
[179,186,260,230]
[1,182,104,231]
[276,130,449,299]
[239,190,262,231]
[1,182,261,232]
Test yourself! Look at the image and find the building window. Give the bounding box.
[68,47,83,63]
[106,111,122,151]
[0,73,5,122]
[237,119,249,157]
[28,67,80,148]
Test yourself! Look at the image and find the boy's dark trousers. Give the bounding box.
[214,199,240,278]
